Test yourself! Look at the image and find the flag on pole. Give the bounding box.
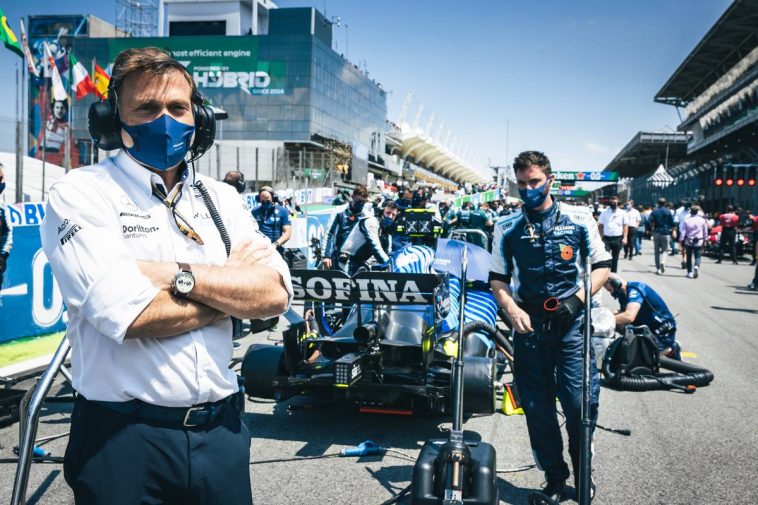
[19,19,38,77]
[93,62,110,99]
[43,41,67,101]
[0,8,23,57]
[70,53,95,99]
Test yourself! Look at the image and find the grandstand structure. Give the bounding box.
[605,0,757,211]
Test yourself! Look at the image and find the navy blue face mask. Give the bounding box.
[121,114,195,171]
[0,182,5,195]
[350,200,365,213]
[381,216,394,227]
[260,201,273,211]
[519,178,551,210]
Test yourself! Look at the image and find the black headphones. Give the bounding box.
[609,277,622,290]
[88,74,216,163]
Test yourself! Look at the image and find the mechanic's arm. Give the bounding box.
[614,302,641,330]
[275,224,292,247]
[622,224,628,245]
[491,279,533,333]
[580,210,612,300]
[364,218,390,263]
[489,219,533,333]
[322,212,341,268]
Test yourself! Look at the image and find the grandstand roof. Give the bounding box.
[387,124,490,185]
[604,131,689,178]
[655,0,758,106]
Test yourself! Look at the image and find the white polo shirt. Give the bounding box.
[40,151,293,406]
[625,207,641,228]
[598,207,628,238]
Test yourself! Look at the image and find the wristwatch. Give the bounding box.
[171,262,195,297]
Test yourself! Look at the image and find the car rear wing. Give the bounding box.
[291,269,448,305]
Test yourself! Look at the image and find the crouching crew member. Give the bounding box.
[604,274,681,360]
[489,151,610,504]
[40,47,293,505]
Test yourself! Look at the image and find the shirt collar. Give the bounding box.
[114,150,193,194]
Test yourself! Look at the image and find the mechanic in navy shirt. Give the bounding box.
[490,151,611,503]
[605,274,680,359]
[252,186,292,253]
[649,197,675,275]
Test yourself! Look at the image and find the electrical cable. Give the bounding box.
[496,464,536,473]
[380,484,411,505]
[0,456,64,464]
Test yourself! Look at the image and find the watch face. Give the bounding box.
[174,271,195,295]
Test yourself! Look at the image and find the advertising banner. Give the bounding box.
[0,203,66,343]
[107,37,289,96]
[27,16,90,169]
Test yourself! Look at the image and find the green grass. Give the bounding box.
[0,332,65,368]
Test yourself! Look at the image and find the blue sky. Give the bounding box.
[0,0,731,172]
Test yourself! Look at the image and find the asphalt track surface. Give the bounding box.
[1,247,756,504]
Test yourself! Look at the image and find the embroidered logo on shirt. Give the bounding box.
[560,244,573,260]
[119,211,152,220]
[60,224,82,245]
[122,224,160,239]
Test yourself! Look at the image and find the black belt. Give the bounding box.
[87,395,236,428]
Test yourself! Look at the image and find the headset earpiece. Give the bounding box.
[609,277,622,290]
[188,90,216,163]
[88,91,122,151]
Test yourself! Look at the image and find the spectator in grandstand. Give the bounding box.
[623,200,641,260]
[598,196,628,273]
[252,186,292,254]
[680,205,709,279]
[716,204,739,264]
[650,197,675,275]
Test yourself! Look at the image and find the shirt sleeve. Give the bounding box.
[626,285,644,306]
[39,179,159,344]
[584,212,612,266]
[223,186,294,308]
[362,217,389,263]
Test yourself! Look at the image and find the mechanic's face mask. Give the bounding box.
[259,201,272,210]
[121,114,195,171]
[350,199,365,213]
[519,177,551,210]
[0,182,5,195]
[381,215,394,227]
[623,204,629,210]
[610,202,618,210]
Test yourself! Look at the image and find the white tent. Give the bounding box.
[0,152,65,204]
[646,164,675,188]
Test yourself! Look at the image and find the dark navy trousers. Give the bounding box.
[64,396,253,505]
[513,311,600,482]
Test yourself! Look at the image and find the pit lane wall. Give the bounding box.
[0,203,67,344]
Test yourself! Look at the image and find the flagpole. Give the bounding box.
[65,50,72,172]
[41,78,48,200]
[15,61,23,203]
